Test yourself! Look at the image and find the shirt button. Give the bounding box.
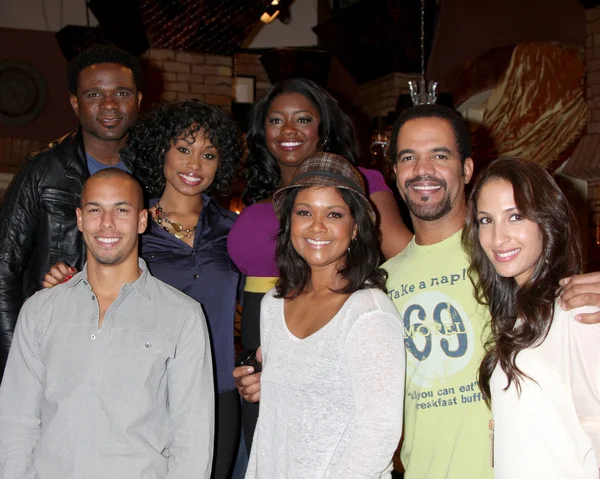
[193,274,198,279]
[92,296,96,301]
[91,334,96,340]
[145,342,151,348]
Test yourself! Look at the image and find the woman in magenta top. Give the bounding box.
[227,78,412,450]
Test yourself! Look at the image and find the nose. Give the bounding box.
[414,156,436,177]
[281,119,297,136]
[492,223,509,246]
[101,211,116,229]
[185,153,202,170]
[308,214,327,233]
[100,94,118,110]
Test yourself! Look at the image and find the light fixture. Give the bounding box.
[261,0,280,24]
[408,0,438,106]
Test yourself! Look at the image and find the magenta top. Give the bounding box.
[227,167,391,279]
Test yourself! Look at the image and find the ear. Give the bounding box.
[76,207,83,232]
[69,94,80,119]
[463,157,474,184]
[138,209,148,234]
[136,91,143,109]
[352,223,358,241]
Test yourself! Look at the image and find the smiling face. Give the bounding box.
[476,179,544,286]
[394,117,473,223]
[163,128,219,198]
[265,92,321,169]
[291,187,357,274]
[77,175,147,267]
[70,63,142,146]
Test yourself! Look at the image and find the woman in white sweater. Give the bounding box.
[243,152,405,479]
[462,157,600,478]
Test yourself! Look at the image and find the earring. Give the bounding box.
[321,137,329,151]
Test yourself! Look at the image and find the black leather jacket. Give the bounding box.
[0,130,133,380]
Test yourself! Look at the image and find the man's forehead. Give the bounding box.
[81,178,141,207]
[78,63,136,87]
[397,117,457,149]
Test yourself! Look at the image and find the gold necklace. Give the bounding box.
[154,201,195,239]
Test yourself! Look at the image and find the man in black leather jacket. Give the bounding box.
[0,45,143,380]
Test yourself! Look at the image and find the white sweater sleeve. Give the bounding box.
[329,311,405,478]
[566,306,600,467]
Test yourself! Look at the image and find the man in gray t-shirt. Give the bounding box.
[0,169,214,478]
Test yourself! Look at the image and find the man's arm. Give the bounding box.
[0,298,45,478]
[0,157,42,379]
[560,272,600,323]
[166,304,215,478]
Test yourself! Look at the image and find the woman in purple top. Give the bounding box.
[227,78,413,451]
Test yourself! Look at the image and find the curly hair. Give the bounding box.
[66,44,143,95]
[389,104,472,165]
[275,187,387,299]
[127,99,242,198]
[461,158,581,405]
[243,78,360,205]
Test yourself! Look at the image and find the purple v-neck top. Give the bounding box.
[227,167,390,278]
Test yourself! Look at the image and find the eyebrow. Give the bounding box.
[81,86,135,94]
[268,109,314,115]
[477,206,518,215]
[396,146,453,159]
[294,202,349,210]
[83,201,134,208]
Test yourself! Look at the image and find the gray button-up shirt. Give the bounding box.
[0,259,214,479]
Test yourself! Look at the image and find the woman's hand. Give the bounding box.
[42,262,77,289]
[233,346,262,403]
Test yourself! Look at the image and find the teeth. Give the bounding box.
[306,239,331,245]
[280,141,302,147]
[413,185,441,191]
[180,174,201,183]
[97,237,119,244]
[496,248,520,258]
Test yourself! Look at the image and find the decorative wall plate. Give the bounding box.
[0,61,47,126]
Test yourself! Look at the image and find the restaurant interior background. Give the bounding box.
[1,0,600,270]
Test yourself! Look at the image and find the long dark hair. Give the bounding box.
[462,158,581,404]
[128,99,242,198]
[275,187,386,299]
[243,78,360,205]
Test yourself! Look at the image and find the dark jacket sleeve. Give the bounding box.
[0,155,42,380]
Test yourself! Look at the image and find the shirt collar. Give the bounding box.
[67,258,152,301]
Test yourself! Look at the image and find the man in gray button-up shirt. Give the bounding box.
[0,169,215,478]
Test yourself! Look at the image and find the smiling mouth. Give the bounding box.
[494,248,520,260]
[412,185,442,192]
[278,141,304,150]
[96,237,120,245]
[306,238,332,246]
[179,173,203,185]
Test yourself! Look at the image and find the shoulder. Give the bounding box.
[231,203,277,232]
[208,199,238,225]
[147,275,203,313]
[345,288,401,322]
[29,131,79,163]
[555,302,600,331]
[357,167,391,195]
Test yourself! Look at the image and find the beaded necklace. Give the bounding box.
[154,201,195,239]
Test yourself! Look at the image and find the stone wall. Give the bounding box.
[355,72,419,120]
[142,49,233,108]
[234,53,271,100]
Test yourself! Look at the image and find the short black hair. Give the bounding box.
[66,44,143,95]
[128,99,242,198]
[389,104,473,165]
